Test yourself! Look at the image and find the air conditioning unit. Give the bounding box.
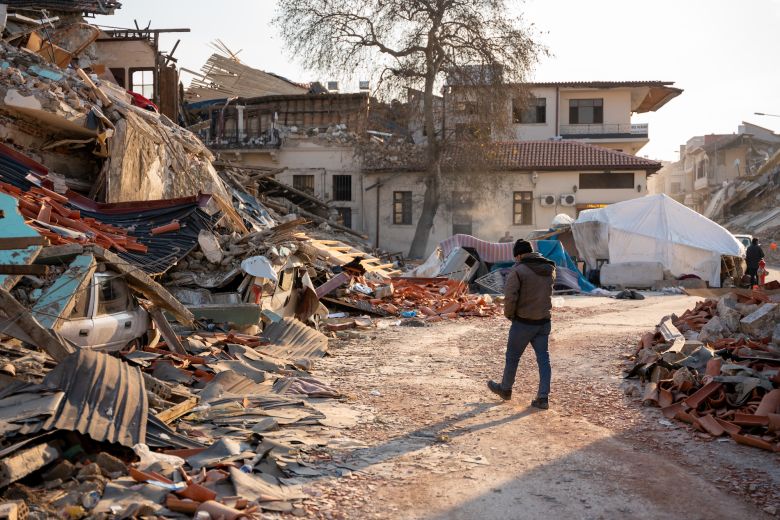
[540,194,556,207]
[359,80,370,91]
[560,193,576,206]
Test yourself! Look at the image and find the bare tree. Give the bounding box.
[274,0,544,257]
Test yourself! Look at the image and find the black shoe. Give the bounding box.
[487,380,512,400]
[531,397,549,410]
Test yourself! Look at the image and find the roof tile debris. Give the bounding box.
[628,290,780,452]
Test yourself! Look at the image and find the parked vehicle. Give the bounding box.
[58,270,150,351]
[733,233,753,249]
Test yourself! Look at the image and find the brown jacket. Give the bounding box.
[503,253,556,323]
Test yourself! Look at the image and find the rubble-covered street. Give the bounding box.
[307,295,780,519]
[0,1,779,519]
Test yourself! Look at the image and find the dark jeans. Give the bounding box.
[746,266,758,287]
[501,320,552,397]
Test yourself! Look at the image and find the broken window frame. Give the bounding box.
[393,191,413,225]
[512,191,533,226]
[578,172,634,190]
[292,175,315,195]
[332,175,352,201]
[512,97,547,124]
[569,98,603,125]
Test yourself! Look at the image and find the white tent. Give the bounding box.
[573,194,744,287]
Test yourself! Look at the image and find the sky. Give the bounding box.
[96,0,780,161]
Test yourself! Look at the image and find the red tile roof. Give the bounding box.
[363,140,662,172]
[452,141,662,172]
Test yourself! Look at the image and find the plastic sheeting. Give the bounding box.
[573,194,744,287]
[408,234,594,293]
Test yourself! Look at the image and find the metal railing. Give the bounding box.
[560,123,648,137]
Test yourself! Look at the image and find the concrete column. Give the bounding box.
[237,105,245,139]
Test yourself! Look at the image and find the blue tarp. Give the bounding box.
[536,240,596,293]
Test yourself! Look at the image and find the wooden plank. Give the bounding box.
[32,254,96,330]
[0,264,49,275]
[77,68,113,108]
[0,288,74,362]
[0,237,47,249]
[154,396,199,425]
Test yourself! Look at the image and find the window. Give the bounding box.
[696,162,706,179]
[393,191,412,225]
[456,101,478,115]
[96,275,130,315]
[513,191,533,225]
[717,151,726,166]
[578,172,634,190]
[293,175,315,195]
[569,98,603,124]
[513,98,546,124]
[332,175,352,201]
[451,192,473,236]
[130,68,154,99]
[335,207,352,228]
[671,182,682,194]
[109,67,126,88]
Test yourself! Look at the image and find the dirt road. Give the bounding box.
[302,294,780,519]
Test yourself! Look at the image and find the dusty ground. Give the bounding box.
[295,294,780,519]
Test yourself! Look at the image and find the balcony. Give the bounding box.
[560,123,648,139]
[208,130,282,151]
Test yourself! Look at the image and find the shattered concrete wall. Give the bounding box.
[106,109,229,203]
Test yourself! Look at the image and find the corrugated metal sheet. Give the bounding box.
[39,350,147,447]
[260,318,328,360]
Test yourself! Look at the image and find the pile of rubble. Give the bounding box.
[628,289,780,452]
[319,274,501,323]
[0,4,517,517]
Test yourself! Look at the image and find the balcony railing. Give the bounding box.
[208,130,282,150]
[560,123,648,138]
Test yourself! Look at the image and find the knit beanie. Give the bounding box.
[513,239,533,257]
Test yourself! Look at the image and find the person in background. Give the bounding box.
[488,239,556,409]
[498,231,514,243]
[746,237,765,287]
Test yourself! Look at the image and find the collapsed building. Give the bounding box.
[0,6,507,519]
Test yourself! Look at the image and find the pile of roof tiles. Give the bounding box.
[334,276,502,322]
[628,289,780,452]
[0,180,148,253]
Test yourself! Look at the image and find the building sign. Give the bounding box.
[576,203,609,210]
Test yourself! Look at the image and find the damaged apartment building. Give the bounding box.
[185,53,371,234]
[649,122,780,213]
[366,81,683,255]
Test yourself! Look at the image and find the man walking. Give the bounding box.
[746,237,765,287]
[488,239,556,409]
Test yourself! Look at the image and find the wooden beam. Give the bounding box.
[0,288,74,362]
[0,264,49,275]
[155,396,198,425]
